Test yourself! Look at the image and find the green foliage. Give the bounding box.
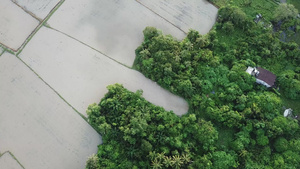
[273,3,298,22]
[143,26,160,41]
[288,0,300,11]
[256,129,269,146]
[87,84,219,168]
[131,24,300,168]
[218,6,248,29]
[86,154,100,169]
[190,154,213,169]
[223,21,234,33]
[86,3,300,168]
[271,116,299,136]
[211,0,278,21]
[211,151,238,169]
[274,137,289,153]
[278,70,300,100]
[183,117,219,152]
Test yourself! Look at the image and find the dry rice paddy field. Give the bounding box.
[0,0,217,168]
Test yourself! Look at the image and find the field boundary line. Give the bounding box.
[13,52,102,135]
[48,27,132,69]
[135,0,187,35]
[0,151,25,169]
[14,54,88,120]
[14,0,65,56]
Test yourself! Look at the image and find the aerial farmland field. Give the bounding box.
[0,53,101,169]
[0,0,218,168]
[19,27,189,116]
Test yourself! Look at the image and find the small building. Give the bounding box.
[284,108,293,117]
[283,108,299,120]
[246,67,276,88]
[254,14,262,23]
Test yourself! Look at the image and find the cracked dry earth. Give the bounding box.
[0,0,217,168]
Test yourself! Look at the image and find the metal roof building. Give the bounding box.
[246,67,276,88]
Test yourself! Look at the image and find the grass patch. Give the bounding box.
[215,26,246,48]
[281,96,300,115]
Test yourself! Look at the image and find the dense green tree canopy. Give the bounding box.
[86,2,300,169]
[273,3,298,22]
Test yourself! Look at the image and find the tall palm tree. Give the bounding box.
[181,153,191,164]
[163,156,172,167]
[171,155,183,169]
[151,158,163,169]
[156,152,165,161]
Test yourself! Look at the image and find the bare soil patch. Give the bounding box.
[137,0,218,34]
[47,0,186,66]
[19,27,188,116]
[12,0,61,20]
[0,0,39,51]
[0,53,101,169]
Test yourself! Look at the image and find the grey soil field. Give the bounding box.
[138,0,218,34]
[19,27,188,116]
[47,0,187,66]
[0,0,39,51]
[0,53,101,169]
[0,152,23,169]
[12,0,61,20]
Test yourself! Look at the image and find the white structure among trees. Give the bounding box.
[246,67,276,88]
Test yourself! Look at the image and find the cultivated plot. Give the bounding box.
[0,0,39,51]
[0,152,23,169]
[0,53,101,169]
[137,0,218,35]
[47,0,186,66]
[19,27,188,116]
[12,0,61,20]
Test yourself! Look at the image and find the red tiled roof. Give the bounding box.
[256,67,276,87]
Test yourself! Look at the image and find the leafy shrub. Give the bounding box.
[278,70,300,99]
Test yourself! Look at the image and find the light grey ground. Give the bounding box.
[19,27,188,116]
[0,0,39,51]
[47,0,187,67]
[137,0,218,34]
[12,0,61,20]
[0,152,23,169]
[0,53,101,169]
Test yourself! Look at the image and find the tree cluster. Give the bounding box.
[87,84,219,168]
[86,4,300,169]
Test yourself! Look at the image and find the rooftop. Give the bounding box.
[256,67,277,87]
